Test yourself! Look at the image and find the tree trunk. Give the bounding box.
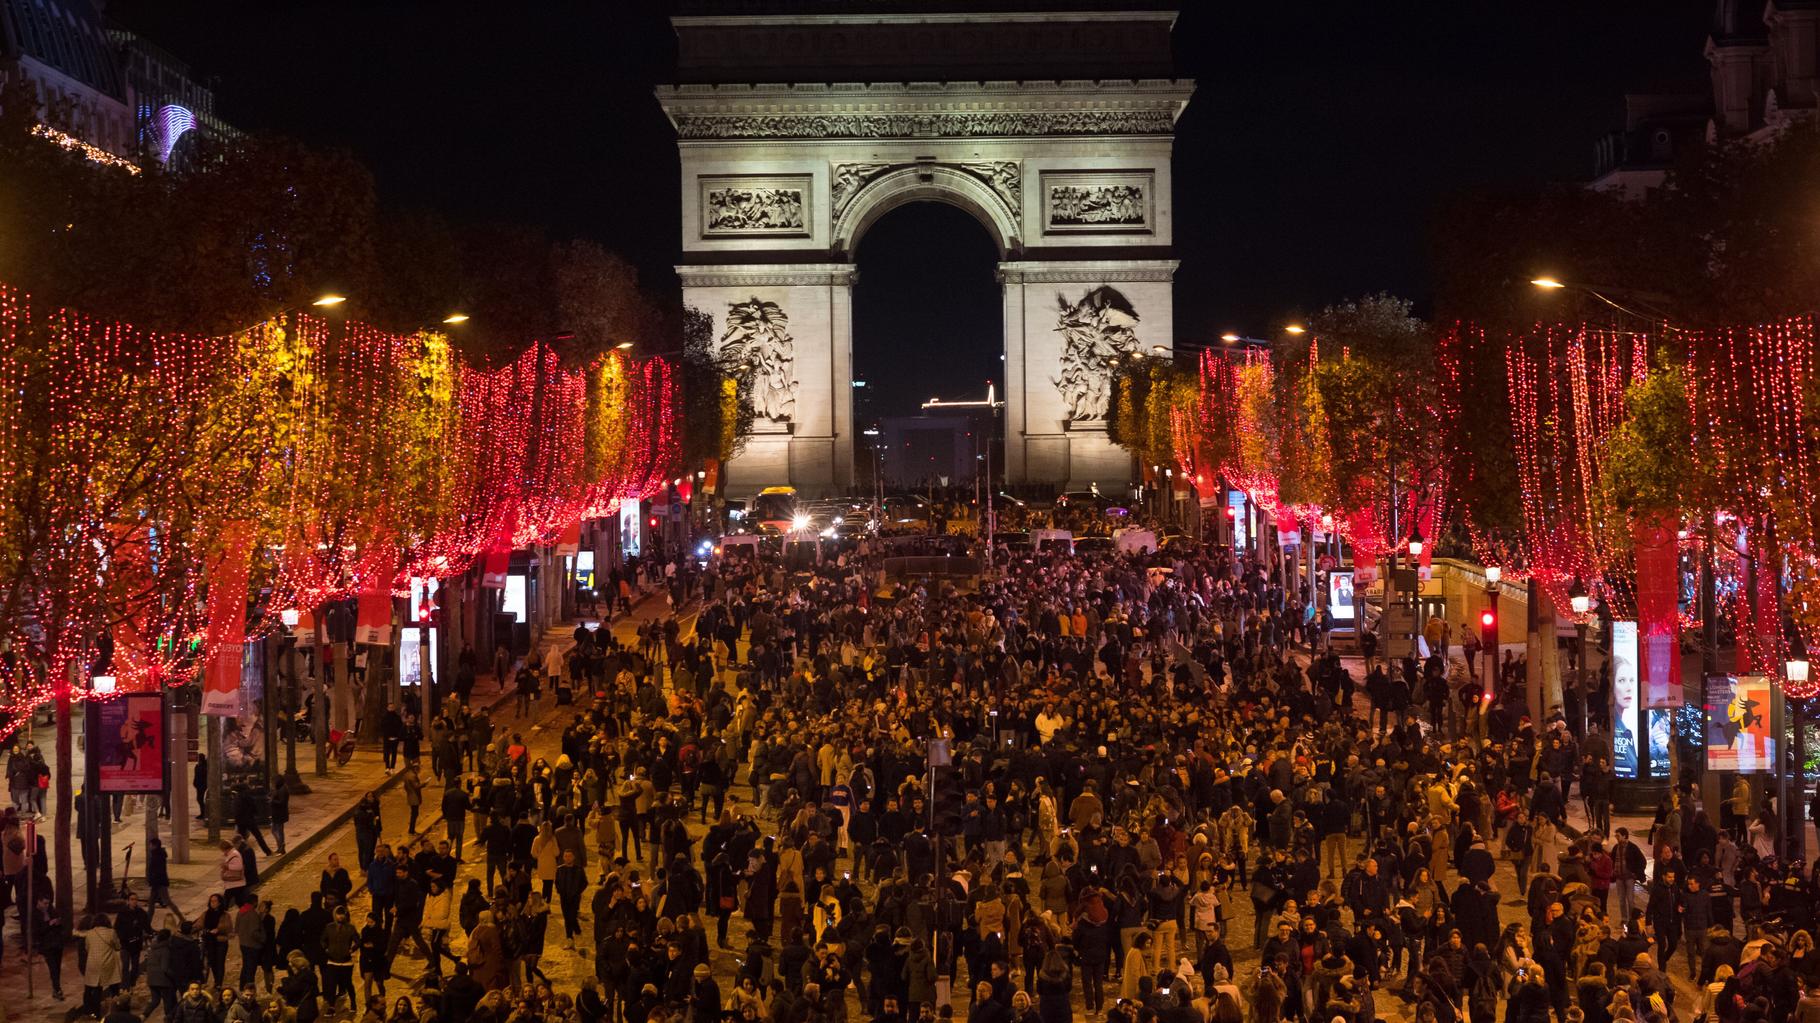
[206,713,222,843]
[313,616,329,775]
[55,681,74,924]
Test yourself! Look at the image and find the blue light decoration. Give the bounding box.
[154,103,195,164]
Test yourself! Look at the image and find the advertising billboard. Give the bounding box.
[1611,620,1640,779]
[1647,708,1672,779]
[95,693,166,793]
[1705,674,1776,773]
[1327,571,1356,622]
[1227,492,1248,549]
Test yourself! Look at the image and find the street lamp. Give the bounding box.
[1220,333,1241,343]
[1569,576,1592,734]
[441,313,470,324]
[1485,565,1502,586]
[278,608,307,790]
[1569,577,1591,616]
[311,294,347,307]
[1406,525,1424,558]
[1284,324,1307,335]
[91,674,116,696]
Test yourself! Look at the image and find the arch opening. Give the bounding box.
[851,201,1004,492]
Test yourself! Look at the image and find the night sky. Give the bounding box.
[107,1,1713,419]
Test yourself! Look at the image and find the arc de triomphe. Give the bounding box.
[659,2,1193,496]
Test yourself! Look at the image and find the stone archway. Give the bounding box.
[659,5,1192,497]
[832,163,1021,259]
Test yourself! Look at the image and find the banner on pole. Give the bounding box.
[481,541,511,590]
[201,521,254,716]
[94,693,166,793]
[555,521,582,557]
[1634,514,1682,706]
[355,555,399,647]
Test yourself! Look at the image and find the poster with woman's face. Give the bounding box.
[1611,620,1639,779]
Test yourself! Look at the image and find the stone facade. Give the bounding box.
[659,6,1192,496]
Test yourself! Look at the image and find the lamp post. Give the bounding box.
[1484,566,1502,697]
[279,608,307,792]
[1569,576,1592,736]
[1786,653,1809,860]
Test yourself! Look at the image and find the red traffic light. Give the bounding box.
[1224,506,1237,518]
[1480,610,1496,628]
[649,516,660,528]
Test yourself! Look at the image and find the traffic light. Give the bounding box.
[1480,609,1495,629]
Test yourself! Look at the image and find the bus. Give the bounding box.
[751,486,798,533]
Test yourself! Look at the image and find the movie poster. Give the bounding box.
[1705,675,1776,772]
[95,693,165,793]
[1327,571,1356,622]
[1647,708,1672,779]
[1611,620,1640,779]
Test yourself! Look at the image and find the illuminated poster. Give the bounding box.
[575,550,596,591]
[1327,571,1356,622]
[1705,675,1775,772]
[1647,708,1672,779]
[1611,620,1640,779]
[620,503,643,558]
[95,694,165,793]
[504,575,528,624]
[1227,492,1248,549]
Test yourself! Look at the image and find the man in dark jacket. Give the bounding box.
[441,962,485,1020]
[234,785,272,855]
[144,929,178,1022]
[116,891,151,988]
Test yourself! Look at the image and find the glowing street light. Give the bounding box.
[281,608,301,628]
[1405,525,1425,558]
[1484,565,1502,585]
[441,313,470,324]
[1220,332,1241,343]
[1568,576,1591,616]
[312,294,347,307]
[1284,324,1306,335]
[615,341,634,350]
[1530,277,1567,290]
[1788,657,1811,685]
[91,674,116,695]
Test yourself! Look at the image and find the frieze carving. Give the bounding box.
[675,109,1177,141]
[1053,286,1141,422]
[700,175,810,238]
[716,297,798,423]
[1050,183,1144,227]
[706,187,805,232]
[1042,171,1154,234]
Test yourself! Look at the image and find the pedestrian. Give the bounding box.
[234,785,272,855]
[403,760,424,834]
[269,779,290,855]
[77,911,123,1017]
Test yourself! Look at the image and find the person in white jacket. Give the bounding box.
[421,878,455,977]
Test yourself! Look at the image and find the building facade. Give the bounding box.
[659,1,1193,497]
[1594,0,1820,196]
[1,0,233,171]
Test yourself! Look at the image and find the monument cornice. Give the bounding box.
[676,263,859,288]
[996,259,1178,284]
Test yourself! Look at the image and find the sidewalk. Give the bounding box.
[0,592,687,996]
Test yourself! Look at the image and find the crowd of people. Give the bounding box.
[7,524,1820,1023]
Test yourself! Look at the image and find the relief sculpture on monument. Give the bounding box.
[1053,285,1141,422]
[714,297,798,423]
